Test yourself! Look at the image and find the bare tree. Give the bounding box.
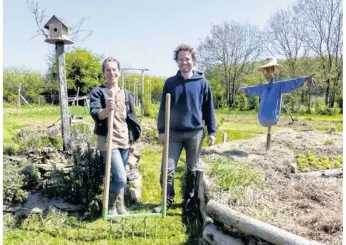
[266,6,307,77]
[197,21,263,106]
[27,0,93,42]
[297,0,342,107]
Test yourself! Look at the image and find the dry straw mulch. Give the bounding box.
[203,129,343,245]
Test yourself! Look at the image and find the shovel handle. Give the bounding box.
[102,87,115,220]
[161,93,171,217]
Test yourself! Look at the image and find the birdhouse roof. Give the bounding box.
[44,15,68,30]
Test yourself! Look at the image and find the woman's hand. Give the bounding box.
[106,97,116,111]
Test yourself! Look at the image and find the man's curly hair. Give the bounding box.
[173,44,196,62]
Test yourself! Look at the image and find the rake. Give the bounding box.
[102,89,171,239]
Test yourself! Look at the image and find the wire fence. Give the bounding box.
[4,91,342,120]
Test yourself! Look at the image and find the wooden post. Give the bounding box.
[266,126,271,151]
[196,169,213,226]
[55,42,71,151]
[223,132,227,143]
[17,83,21,114]
[307,84,312,113]
[121,70,125,89]
[148,80,151,104]
[141,70,145,115]
[76,87,80,106]
[135,80,139,107]
[133,79,136,106]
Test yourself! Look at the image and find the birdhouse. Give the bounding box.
[44,15,74,45]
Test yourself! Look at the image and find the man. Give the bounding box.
[153,44,216,215]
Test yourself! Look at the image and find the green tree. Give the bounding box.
[47,48,103,97]
[3,69,45,104]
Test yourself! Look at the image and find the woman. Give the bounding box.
[90,57,141,215]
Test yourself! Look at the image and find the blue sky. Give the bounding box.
[4,0,298,77]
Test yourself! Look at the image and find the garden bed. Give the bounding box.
[202,129,342,245]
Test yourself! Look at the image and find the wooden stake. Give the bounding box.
[266,126,271,151]
[102,87,115,220]
[20,95,32,107]
[76,87,80,106]
[223,132,227,143]
[141,70,145,115]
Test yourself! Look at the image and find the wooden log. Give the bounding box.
[294,168,343,179]
[206,200,320,245]
[203,224,244,245]
[196,169,213,226]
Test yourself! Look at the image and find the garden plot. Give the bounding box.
[201,129,342,245]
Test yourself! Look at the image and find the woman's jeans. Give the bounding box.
[101,148,129,195]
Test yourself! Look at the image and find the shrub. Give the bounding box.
[246,95,259,110]
[3,161,28,206]
[3,143,20,156]
[70,124,96,150]
[21,164,41,190]
[41,136,63,149]
[234,93,248,111]
[44,145,104,214]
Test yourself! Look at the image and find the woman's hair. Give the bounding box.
[173,44,196,62]
[102,57,121,73]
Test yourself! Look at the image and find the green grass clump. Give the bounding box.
[204,155,263,200]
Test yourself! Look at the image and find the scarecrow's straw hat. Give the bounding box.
[257,57,282,72]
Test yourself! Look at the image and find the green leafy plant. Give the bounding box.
[324,139,333,145]
[44,145,104,214]
[3,161,28,206]
[296,152,343,172]
[205,156,263,200]
[21,164,41,190]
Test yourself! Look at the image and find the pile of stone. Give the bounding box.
[26,147,73,180]
[125,151,142,204]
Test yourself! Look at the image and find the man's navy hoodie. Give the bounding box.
[157,70,216,136]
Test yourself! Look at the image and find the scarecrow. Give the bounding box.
[240,58,315,150]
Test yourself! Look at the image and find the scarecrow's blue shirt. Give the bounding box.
[242,77,306,127]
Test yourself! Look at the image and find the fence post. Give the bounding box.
[17,83,21,114]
